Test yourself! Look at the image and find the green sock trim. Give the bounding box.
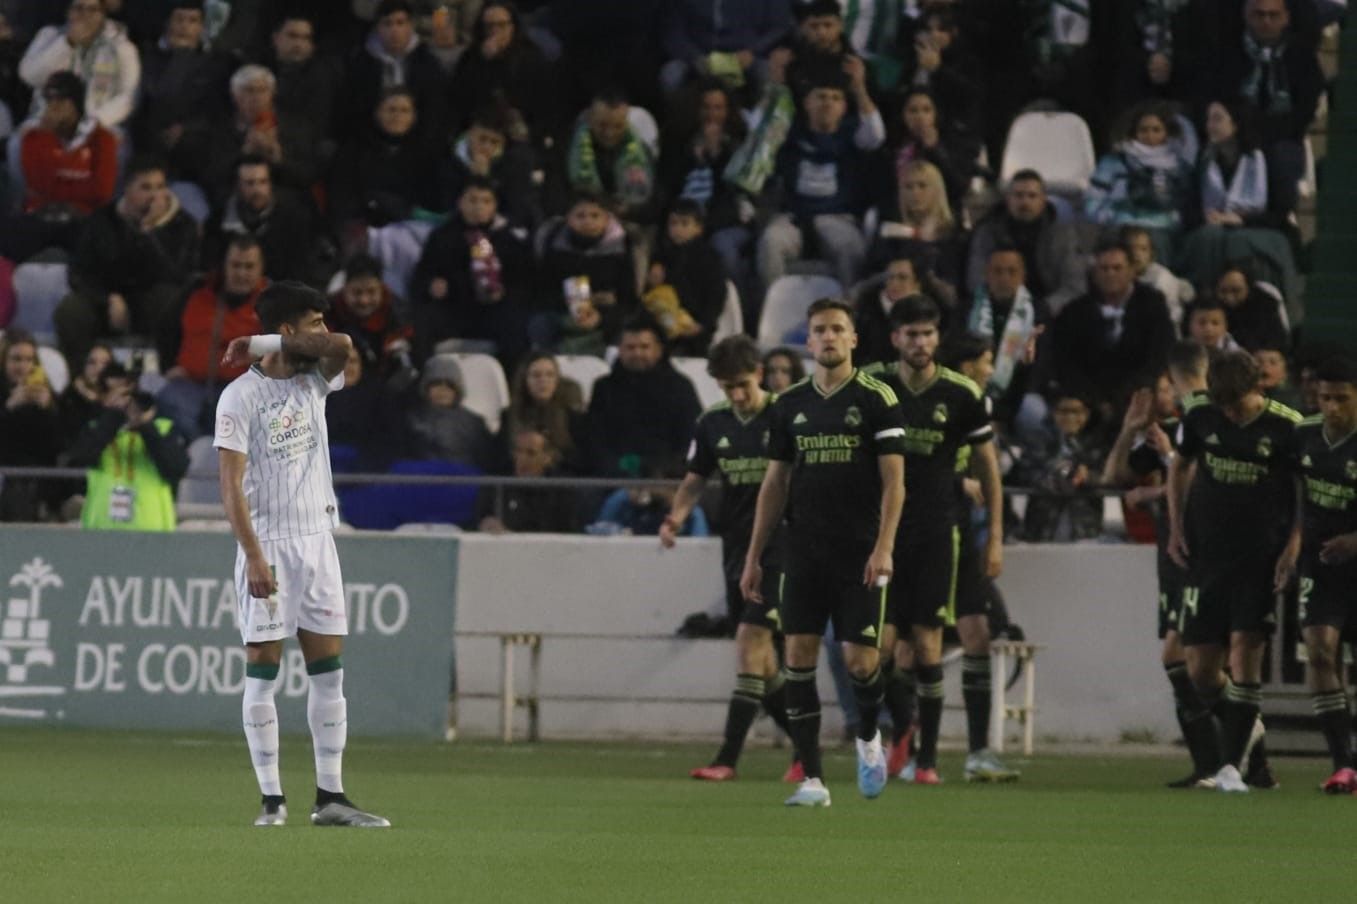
[245,662,279,681]
[305,655,343,676]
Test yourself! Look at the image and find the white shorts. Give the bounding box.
[235,531,348,643]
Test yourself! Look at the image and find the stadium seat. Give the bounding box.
[757,275,842,350]
[11,262,69,342]
[670,356,724,409]
[178,436,220,505]
[338,459,481,530]
[627,106,660,156]
[169,181,210,224]
[555,354,611,406]
[1000,111,1096,197]
[429,352,509,434]
[712,280,743,343]
[36,345,67,393]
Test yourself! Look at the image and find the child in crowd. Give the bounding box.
[1016,391,1106,542]
[644,199,727,357]
[534,193,638,356]
[404,355,493,469]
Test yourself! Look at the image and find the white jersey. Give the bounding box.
[214,364,343,541]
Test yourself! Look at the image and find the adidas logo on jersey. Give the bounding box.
[716,437,731,450]
[1205,433,1221,445]
[861,625,877,639]
[793,413,809,425]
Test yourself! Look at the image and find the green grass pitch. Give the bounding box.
[2,726,1353,902]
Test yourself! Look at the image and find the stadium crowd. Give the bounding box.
[0,0,1343,538]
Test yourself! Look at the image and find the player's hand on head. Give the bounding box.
[222,336,255,369]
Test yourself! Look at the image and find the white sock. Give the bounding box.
[243,675,282,797]
[307,667,346,794]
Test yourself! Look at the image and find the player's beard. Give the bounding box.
[905,349,934,371]
[815,348,847,369]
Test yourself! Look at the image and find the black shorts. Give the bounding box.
[1180,550,1279,645]
[1299,555,1357,631]
[889,525,959,630]
[780,554,887,647]
[725,569,783,633]
[1156,549,1187,639]
[953,515,990,620]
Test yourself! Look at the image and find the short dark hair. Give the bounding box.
[1189,295,1227,316]
[668,198,705,224]
[256,281,329,333]
[795,0,841,21]
[806,297,854,323]
[343,252,383,283]
[461,175,497,197]
[940,333,991,370]
[1093,239,1130,262]
[1316,356,1357,386]
[376,0,414,20]
[1208,349,1261,407]
[470,103,511,134]
[888,294,941,329]
[124,154,167,182]
[273,13,314,32]
[377,84,416,108]
[1118,224,1152,247]
[621,315,664,345]
[568,191,609,213]
[804,67,849,94]
[43,71,85,116]
[236,153,272,174]
[1167,339,1209,378]
[707,335,761,382]
[988,243,1025,264]
[224,233,263,260]
[1009,169,1044,186]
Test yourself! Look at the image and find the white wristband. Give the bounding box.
[248,335,282,357]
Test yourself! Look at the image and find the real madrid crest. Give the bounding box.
[933,403,949,424]
[1346,460,1357,481]
[844,405,862,427]
[1256,436,1272,458]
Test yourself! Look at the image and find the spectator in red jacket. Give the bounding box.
[325,252,416,389]
[154,235,266,438]
[0,71,116,261]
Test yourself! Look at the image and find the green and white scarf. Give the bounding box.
[967,285,1037,394]
[566,117,654,210]
[1241,32,1292,115]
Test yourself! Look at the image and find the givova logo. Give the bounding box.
[0,558,65,719]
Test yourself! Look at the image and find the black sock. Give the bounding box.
[1165,661,1217,775]
[962,654,991,753]
[851,666,884,742]
[783,666,822,780]
[916,664,945,769]
[714,673,765,767]
[885,663,917,745]
[1222,680,1262,768]
[1314,690,1353,771]
[261,794,286,808]
[315,788,348,807]
[761,670,792,740]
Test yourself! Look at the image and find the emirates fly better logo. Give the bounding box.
[0,558,65,719]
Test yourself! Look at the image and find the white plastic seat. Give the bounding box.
[12,262,69,342]
[435,352,510,434]
[670,356,724,409]
[178,436,221,505]
[627,106,660,156]
[36,345,68,394]
[555,354,611,406]
[1000,111,1096,196]
[756,274,842,350]
[712,280,744,343]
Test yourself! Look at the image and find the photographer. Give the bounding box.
[65,360,188,531]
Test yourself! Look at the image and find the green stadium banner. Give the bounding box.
[0,527,457,737]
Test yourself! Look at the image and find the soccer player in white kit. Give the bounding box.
[215,282,389,828]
